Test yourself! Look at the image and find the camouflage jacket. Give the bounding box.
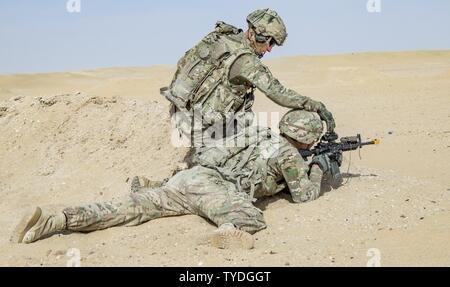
[162,22,324,128]
[192,126,323,203]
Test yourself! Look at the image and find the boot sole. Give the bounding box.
[210,229,254,250]
[10,207,42,243]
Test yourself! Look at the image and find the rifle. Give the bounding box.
[299,132,380,188]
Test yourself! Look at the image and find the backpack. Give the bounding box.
[160,21,253,112]
[191,126,270,166]
[190,126,282,200]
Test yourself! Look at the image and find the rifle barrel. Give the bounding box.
[360,139,380,146]
[298,137,379,158]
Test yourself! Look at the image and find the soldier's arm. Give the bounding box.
[229,54,323,111]
[278,148,323,203]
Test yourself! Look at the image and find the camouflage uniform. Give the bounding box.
[13,110,324,244]
[62,124,323,234]
[63,166,265,234]
[163,9,334,146]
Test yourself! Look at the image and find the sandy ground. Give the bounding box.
[0,51,449,266]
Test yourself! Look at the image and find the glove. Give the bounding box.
[328,152,344,188]
[310,153,332,173]
[314,102,335,133]
[329,150,343,167]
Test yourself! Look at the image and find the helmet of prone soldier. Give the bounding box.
[279,110,324,144]
[246,8,287,46]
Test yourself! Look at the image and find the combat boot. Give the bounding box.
[11,207,67,244]
[210,223,254,250]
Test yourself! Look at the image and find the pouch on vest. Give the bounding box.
[191,126,273,169]
[160,22,244,111]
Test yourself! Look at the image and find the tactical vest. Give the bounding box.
[191,126,284,200]
[160,21,256,125]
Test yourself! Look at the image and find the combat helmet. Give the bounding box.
[246,8,287,46]
[279,110,323,144]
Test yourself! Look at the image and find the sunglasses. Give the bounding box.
[255,34,276,46]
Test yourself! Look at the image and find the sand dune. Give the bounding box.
[0,51,449,266]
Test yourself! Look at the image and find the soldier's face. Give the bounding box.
[248,29,276,57]
[254,39,275,57]
[296,142,314,150]
[284,135,316,150]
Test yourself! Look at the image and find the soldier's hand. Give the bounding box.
[310,153,332,173]
[316,104,336,133]
[330,150,343,167]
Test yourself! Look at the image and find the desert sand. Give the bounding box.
[0,51,449,266]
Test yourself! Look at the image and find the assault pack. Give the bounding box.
[160,21,254,114]
[190,126,283,199]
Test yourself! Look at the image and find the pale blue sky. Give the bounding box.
[0,0,449,74]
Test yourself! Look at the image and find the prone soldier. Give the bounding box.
[12,110,333,249]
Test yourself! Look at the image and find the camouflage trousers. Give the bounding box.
[63,166,266,234]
